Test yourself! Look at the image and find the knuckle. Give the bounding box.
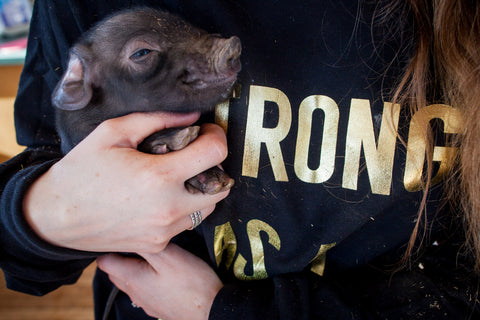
[154,241,168,252]
[200,123,228,161]
[209,132,228,161]
[144,309,157,318]
[97,118,121,136]
[146,238,168,253]
[157,206,179,227]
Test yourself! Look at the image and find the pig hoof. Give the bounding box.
[138,126,200,154]
[151,144,168,154]
[186,167,234,194]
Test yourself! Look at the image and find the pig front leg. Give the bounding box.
[185,166,234,195]
[138,126,234,194]
[138,126,201,154]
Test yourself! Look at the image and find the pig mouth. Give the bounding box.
[181,57,241,91]
[182,72,238,90]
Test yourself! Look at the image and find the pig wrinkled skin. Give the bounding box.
[52,8,241,194]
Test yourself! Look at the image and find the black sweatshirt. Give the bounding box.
[1,1,478,319]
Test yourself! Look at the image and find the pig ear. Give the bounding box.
[52,52,93,111]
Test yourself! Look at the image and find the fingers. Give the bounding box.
[139,243,181,270]
[183,205,215,231]
[138,243,205,276]
[96,245,190,283]
[97,246,221,320]
[149,205,215,248]
[75,112,230,245]
[158,123,229,182]
[97,254,143,278]
[97,254,148,293]
[90,112,201,148]
[177,191,228,228]
[137,122,231,215]
[90,113,229,185]
[161,124,231,222]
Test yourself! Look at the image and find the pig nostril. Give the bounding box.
[227,56,241,73]
[228,57,237,68]
[179,69,192,82]
[223,36,241,72]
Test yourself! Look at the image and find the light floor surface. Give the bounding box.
[0,264,95,320]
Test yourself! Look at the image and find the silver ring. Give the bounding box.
[131,301,140,308]
[189,210,202,229]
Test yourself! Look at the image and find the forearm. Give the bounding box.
[0,148,98,295]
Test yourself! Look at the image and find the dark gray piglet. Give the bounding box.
[52,8,241,194]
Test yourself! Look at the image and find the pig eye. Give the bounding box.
[130,48,152,60]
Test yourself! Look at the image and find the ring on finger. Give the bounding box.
[189,210,202,229]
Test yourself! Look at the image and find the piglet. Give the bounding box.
[52,8,241,194]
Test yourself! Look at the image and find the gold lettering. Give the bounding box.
[215,100,230,134]
[242,85,291,181]
[343,99,400,195]
[310,243,336,276]
[404,104,461,192]
[215,84,242,133]
[234,219,281,280]
[294,95,339,183]
[213,222,238,269]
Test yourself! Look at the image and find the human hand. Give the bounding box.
[97,243,222,320]
[23,112,230,253]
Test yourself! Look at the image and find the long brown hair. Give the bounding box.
[383,0,480,270]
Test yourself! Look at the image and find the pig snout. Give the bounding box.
[179,35,241,90]
[213,36,242,75]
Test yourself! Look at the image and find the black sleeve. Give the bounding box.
[14,0,137,149]
[0,149,98,296]
[0,0,109,296]
[210,237,480,320]
[0,0,176,296]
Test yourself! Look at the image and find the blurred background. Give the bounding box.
[0,1,95,319]
[0,0,31,162]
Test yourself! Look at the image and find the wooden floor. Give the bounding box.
[0,264,96,320]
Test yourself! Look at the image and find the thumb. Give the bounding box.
[97,254,149,280]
